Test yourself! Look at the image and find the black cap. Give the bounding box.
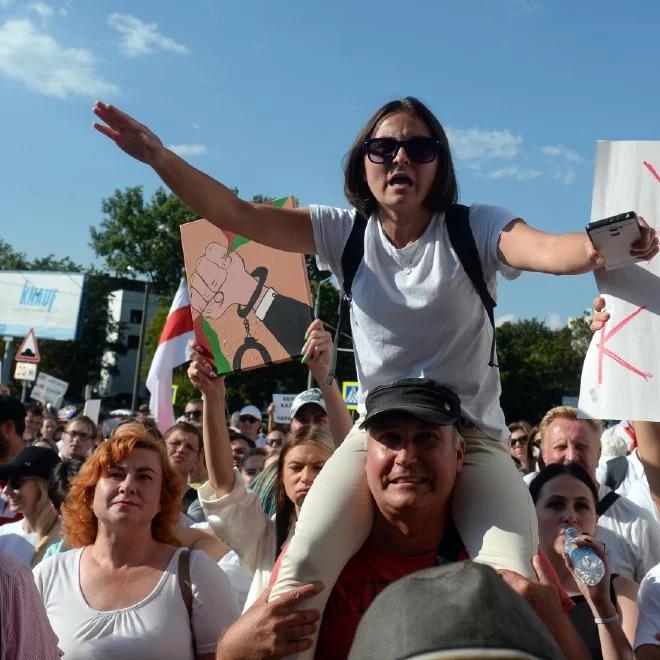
[0,446,61,481]
[361,378,461,429]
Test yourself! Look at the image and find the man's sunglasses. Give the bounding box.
[239,415,259,424]
[184,410,202,420]
[363,137,440,164]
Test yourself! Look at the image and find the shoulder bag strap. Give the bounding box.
[177,549,195,652]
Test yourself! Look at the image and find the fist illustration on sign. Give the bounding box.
[190,243,260,319]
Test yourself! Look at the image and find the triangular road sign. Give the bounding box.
[16,328,41,364]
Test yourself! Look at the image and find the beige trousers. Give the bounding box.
[269,419,538,658]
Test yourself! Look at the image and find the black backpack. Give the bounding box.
[325,204,498,383]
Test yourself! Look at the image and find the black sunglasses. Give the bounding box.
[363,137,440,164]
[184,410,202,419]
[239,415,259,424]
[2,475,27,490]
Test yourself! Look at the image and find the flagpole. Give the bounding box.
[131,281,150,412]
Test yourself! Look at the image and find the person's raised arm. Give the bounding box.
[302,319,353,447]
[92,102,315,254]
[498,217,658,275]
[187,346,235,496]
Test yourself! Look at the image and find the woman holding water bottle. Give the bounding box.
[530,463,638,659]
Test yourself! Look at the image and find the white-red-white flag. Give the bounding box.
[146,279,194,432]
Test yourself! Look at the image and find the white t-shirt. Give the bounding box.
[33,547,239,659]
[311,204,520,440]
[596,450,659,523]
[0,519,59,566]
[635,562,660,650]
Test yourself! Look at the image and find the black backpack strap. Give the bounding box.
[326,211,368,384]
[445,204,498,367]
[604,456,629,492]
[597,490,621,516]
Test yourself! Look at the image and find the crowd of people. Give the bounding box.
[1,94,659,658]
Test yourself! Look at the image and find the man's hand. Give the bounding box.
[93,101,166,166]
[217,582,323,660]
[499,554,567,625]
[190,243,259,319]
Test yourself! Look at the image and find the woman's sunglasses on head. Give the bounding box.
[363,137,440,164]
[1,475,29,490]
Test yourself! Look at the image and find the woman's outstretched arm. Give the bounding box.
[93,101,315,254]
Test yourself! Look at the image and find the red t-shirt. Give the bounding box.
[269,542,437,659]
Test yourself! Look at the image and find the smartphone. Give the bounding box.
[586,211,641,270]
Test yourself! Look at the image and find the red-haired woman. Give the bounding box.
[33,426,239,660]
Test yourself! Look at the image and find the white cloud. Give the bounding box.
[107,13,190,57]
[487,165,542,181]
[168,143,208,157]
[29,2,53,19]
[0,18,119,99]
[547,312,564,330]
[541,143,584,185]
[541,143,583,163]
[447,127,522,163]
[496,313,519,327]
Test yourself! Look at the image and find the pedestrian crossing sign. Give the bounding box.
[342,381,359,411]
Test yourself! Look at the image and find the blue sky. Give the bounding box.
[1,0,658,328]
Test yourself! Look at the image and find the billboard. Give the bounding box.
[0,271,85,340]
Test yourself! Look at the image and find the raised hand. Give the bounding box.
[187,343,224,397]
[300,319,333,383]
[92,101,165,166]
[631,216,659,262]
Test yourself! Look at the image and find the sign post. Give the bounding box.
[15,329,41,403]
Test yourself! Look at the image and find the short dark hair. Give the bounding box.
[529,463,599,507]
[163,422,203,454]
[25,401,43,417]
[185,398,203,408]
[0,395,26,435]
[344,97,458,217]
[49,457,85,510]
[66,415,98,439]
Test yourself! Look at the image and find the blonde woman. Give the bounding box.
[0,447,62,566]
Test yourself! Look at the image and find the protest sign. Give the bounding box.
[180,196,313,375]
[83,399,101,425]
[31,372,69,408]
[578,141,660,421]
[272,393,296,424]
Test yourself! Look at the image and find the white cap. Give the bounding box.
[239,405,262,422]
[290,388,327,420]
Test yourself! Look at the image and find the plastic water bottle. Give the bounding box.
[564,526,605,586]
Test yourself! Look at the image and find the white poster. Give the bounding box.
[272,393,296,425]
[0,271,85,340]
[31,372,69,408]
[578,141,660,421]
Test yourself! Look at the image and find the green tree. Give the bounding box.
[497,319,583,424]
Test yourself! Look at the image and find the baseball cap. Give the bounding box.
[239,405,262,422]
[0,446,61,482]
[349,562,564,660]
[361,378,461,430]
[290,388,327,420]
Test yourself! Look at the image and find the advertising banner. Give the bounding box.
[0,271,85,340]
